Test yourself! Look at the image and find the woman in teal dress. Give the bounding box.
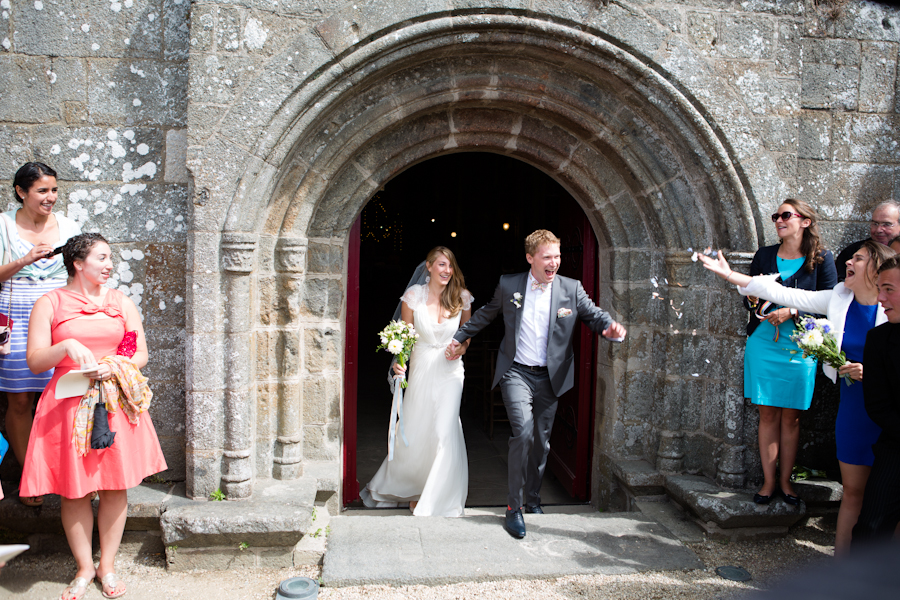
[742,199,836,505]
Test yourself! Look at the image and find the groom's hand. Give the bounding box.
[445,339,465,360]
[601,321,627,341]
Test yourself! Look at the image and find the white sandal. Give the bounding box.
[98,572,126,599]
[59,576,91,600]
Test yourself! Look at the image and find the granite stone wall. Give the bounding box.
[0,0,189,481]
[3,0,899,508]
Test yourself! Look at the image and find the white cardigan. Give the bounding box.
[738,275,887,384]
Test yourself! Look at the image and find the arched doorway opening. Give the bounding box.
[345,152,599,507]
[195,13,762,505]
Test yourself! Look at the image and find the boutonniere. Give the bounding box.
[511,292,523,309]
[557,307,572,318]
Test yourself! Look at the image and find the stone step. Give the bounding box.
[0,478,322,571]
[665,474,806,541]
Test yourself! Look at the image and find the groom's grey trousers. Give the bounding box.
[500,362,558,510]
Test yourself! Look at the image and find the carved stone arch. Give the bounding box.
[196,10,767,501]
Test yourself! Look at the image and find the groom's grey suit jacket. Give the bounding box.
[453,272,614,397]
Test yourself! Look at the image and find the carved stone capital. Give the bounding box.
[275,237,308,273]
[222,233,259,273]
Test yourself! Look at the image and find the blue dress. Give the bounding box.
[744,256,817,409]
[836,299,881,466]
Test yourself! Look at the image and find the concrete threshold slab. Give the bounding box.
[322,510,703,587]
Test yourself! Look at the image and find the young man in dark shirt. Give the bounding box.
[853,254,900,546]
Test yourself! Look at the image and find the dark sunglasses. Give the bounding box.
[771,211,802,222]
[0,329,8,345]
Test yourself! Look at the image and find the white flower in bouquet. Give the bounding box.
[801,329,824,347]
[789,316,852,385]
[376,319,419,389]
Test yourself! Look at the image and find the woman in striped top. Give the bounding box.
[1,162,81,506]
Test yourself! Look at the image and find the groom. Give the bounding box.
[447,229,626,538]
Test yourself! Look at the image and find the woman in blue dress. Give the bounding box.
[732,200,837,505]
[0,163,81,506]
[701,239,893,555]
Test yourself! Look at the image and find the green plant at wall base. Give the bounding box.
[310,528,323,538]
[239,542,249,551]
[167,545,178,554]
[311,507,318,520]
[210,489,225,501]
[325,525,331,536]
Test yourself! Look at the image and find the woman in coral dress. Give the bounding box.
[20,233,167,600]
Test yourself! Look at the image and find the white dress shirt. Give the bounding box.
[514,272,552,367]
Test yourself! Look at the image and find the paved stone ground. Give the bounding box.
[0,513,836,600]
[323,509,703,586]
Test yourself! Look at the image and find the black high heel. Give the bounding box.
[753,492,774,505]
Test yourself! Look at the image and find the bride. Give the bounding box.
[360,246,473,516]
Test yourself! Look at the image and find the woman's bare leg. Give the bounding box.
[95,489,128,596]
[835,461,871,557]
[60,494,97,583]
[5,391,34,466]
[779,408,802,496]
[757,405,782,497]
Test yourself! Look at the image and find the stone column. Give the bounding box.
[656,432,684,473]
[220,233,258,499]
[716,252,753,488]
[272,237,307,479]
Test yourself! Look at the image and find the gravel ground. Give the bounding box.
[0,516,835,600]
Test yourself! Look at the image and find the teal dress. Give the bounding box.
[744,256,817,410]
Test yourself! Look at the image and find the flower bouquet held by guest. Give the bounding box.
[360,247,473,517]
[700,239,893,556]
[20,233,167,600]
[710,200,837,507]
[0,162,82,507]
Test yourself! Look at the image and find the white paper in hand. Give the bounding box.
[55,365,99,398]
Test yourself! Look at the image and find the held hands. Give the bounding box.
[392,361,407,377]
[602,321,627,341]
[445,339,465,361]
[838,362,863,382]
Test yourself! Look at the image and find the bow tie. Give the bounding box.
[530,280,548,292]
[81,305,122,318]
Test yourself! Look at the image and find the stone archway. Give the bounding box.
[187,13,760,505]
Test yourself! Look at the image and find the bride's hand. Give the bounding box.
[445,339,464,360]
[392,361,407,376]
[697,250,732,278]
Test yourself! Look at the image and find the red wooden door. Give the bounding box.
[547,211,598,500]
[342,217,361,506]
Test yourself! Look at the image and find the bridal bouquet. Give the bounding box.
[788,316,852,385]
[377,320,419,389]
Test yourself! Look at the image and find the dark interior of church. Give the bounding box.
[354,152,591,506]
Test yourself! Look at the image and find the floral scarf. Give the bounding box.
[72,355,152,457]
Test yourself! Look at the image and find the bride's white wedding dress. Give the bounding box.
[360,284,472,517]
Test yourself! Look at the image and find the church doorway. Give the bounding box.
[343,152,600,508]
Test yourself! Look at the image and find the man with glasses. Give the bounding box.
[835,201,900,281]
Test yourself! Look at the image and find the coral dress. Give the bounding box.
[20,289,167,499]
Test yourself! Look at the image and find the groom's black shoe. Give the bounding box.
[505,507,526,539]
[523,504,544,514]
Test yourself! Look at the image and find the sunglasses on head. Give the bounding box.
[771,211,803,222]
[0,329,8,345]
